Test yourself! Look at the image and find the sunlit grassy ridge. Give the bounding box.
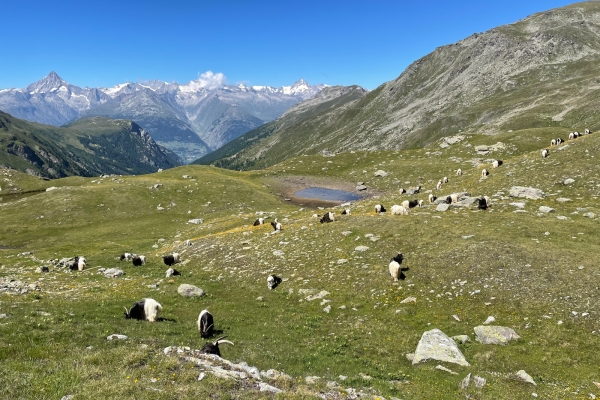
[1,128,599,399]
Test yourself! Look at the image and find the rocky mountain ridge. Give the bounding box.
[202,2,600,169]
[0,73,327,162]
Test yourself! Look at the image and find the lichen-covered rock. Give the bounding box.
[514,370,536,385]
[509,186,543,200]
[103,268,123,278]
[474,325,520,345]
[177,284,205,297]
[412,328,470,367]
[436,203,450,212]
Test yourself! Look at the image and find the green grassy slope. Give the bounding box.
[0,112,181,178]
[0,127,599,399]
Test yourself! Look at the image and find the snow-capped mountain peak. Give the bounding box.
[26,71,69,94]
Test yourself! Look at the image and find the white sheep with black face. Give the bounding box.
[492,160,503,168]
[541,149,549,158]
[481,169,489,178]
[124,298,162,322]
[267,275,282,290]
[428,194,437,203]
[197,309,214,338]
[388,253,408,282]
[77,256,86,271]
[456,168,462,176]
[374,204,386,214]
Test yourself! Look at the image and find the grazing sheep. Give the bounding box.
[139,255,146,264]
[267,274,282,290]
[76,256,86,271]
[320,212,335,223]
[428,194,437,203]
[481,169,489,178]
[477,197,488,210]
[456,168,462,176]
[402,199,420,209]
[442,177,449,184]
[390,205,409,215]
[556,138,563,144]
[197,309,214,338]
[185,239,192,246]
[436,180,442,190]
[388,253,407,282]
[398,188,406,194]
[585,128,591,134]
[162,253,180,266]
[124,298,162,322]
[132,256,143,267]
[551,139,557,146]
[444,196,453,204]
[341,209,350,215]
[271,218,282,231]
[569,132,575,140]
[120,253,133,261]
[253,218,264,226]
[492,160,503,168]
[541,149,549,158]
[200,336,234,357]
[374,204,387,214]
[165,268,181,278]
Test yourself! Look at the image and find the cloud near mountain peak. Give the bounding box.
[187,71,226,90]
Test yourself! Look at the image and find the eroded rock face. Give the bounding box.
[412,328,470,367]
[474,325,521,345]
[509,186,543,200]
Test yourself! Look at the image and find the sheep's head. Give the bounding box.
[123,307,131,319]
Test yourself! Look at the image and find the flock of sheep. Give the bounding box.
[67,127,593,358]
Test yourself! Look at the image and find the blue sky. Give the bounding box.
[3,0,576,90]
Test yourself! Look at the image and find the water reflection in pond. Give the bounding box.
[294,187,361,202]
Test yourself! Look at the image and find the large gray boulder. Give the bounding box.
[177,284,205,297]
[474,325,520,345]
[436,203,450,212]
[412,328,470,367]
[509,186,543,200]
[103,268,124,278]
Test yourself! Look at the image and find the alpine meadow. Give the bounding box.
[1,2,600,400]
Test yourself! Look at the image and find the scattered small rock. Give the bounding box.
[107,334,128,341]
[474,375,486,388]
[435,365,458,375]
[514,370,537,386]
[539,206,555,213]
[474,325,520,345]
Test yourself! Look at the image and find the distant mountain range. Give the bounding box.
[198,2,600,169]
[0,112,181,177]
[0,73,326,162]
